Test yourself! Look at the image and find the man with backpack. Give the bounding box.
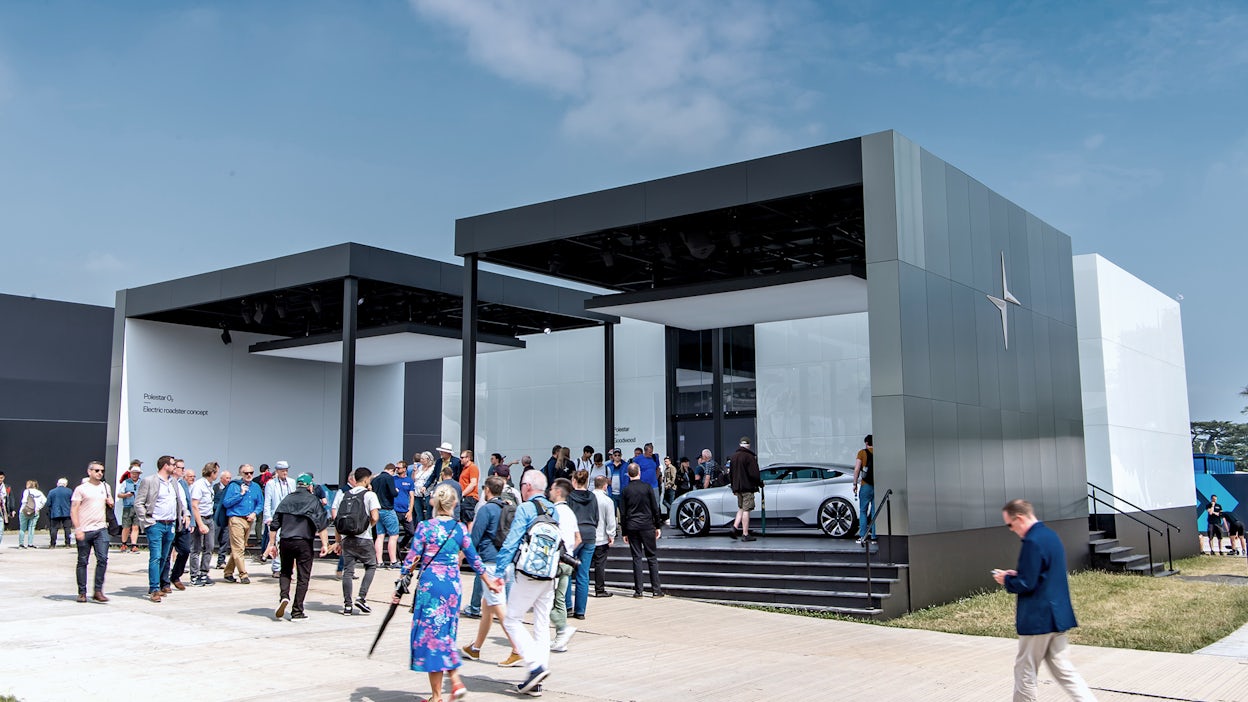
[853,434,875,545]
[331,466,380,616]
[462,476,523,665]
[494,470,563,695]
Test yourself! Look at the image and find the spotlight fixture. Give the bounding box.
[657,241,673,260]
[240,301,253,325]
[274,297,288,320]
[357,297,364,306]
[601,250,615,267]
[218,322,232,346]
[542,327,552,335]
[253,303,264,324]
[310,295,322,316]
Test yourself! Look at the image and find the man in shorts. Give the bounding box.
[728,437,762,542]
[462,476,523,665]
[119,461,143,553]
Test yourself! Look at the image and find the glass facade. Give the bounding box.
[667,325,756,461]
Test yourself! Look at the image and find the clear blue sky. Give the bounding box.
[1,1,1244,420]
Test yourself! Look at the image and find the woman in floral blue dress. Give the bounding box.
[396,484,501,702]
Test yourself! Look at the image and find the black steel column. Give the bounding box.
[461,254,478,452]
[712,327,724,460]
[604,322,615,453]
[338,277,358,487]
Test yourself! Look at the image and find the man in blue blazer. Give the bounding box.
[993,499,1097,702]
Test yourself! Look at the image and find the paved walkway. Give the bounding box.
[2,545,1247,701]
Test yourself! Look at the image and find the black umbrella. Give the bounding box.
[368,571,412,658]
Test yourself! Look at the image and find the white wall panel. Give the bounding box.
[441,318,667,468]
[756,313,872,466]
[1074,254,1193,511]
[121,319,401,482]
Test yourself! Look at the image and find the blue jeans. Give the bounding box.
[18,512,37,546]
[146,521,175,592]
[76,528,110,595]
[565,542,596,616]
[857,483,876,540]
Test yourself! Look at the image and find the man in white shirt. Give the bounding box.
[331,466,380,616]
[189,462,219,586]
[263,461,298,578]
[71,461,114,603]
[575,446,595,475]
[548,478,581,653]
[133,455,189,602]
[590,476,617,598]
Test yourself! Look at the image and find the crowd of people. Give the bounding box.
[1,437,747,701]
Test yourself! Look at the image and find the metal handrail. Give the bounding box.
[1086,481,1181,531]
[1087,483,1176,574]
[862,489,897,613]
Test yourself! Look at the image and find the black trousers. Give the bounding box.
[76,528,110,595]
[167,528,193,583]
[279,538,314,614]
[50,517,73,546]
[214,520,230,563]
[591,540,611,592]
[624,528,663,596]
[397,512,415,552]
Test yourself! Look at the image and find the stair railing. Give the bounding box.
[1087,482,1179,574]
[862,488,897,612]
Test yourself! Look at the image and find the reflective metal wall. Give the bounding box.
[863,131,1087,538]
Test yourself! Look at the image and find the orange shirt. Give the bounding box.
[459,460,480,500]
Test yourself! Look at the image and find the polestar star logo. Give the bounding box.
[986,252,1021,349]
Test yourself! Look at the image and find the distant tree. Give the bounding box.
[1191,420,1248,470]
[1241,385,1248,415]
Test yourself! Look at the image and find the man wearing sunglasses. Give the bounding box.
[220,464,263,585]
[70,461,114,603]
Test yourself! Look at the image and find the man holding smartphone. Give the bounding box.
[992,499,1096,701]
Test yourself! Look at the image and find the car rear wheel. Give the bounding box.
[676,499,711,536]
[819,497,857,538]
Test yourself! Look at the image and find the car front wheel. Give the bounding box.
[675,499,711,536]
[819,497,857,538]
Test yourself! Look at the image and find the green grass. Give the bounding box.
[752,555,1248,653]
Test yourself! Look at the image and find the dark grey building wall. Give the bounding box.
[862,132,1088,609]
[0,294,113,522]
[403,360,444,463]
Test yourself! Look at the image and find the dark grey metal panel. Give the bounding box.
[950,283,980,406]
[930,398,962,531]
[898,263,931,399]
[973,288,1001,410]
[553,184,647,238]
[967,178,994,294]
[1026,214,1048,320]
[459,202,556,257]
[0,420,106,500]
[745,139,863,202]
[1014,307,1037,415]
[0,294,112,423]
[456,137,865,255]
[870,393,907,532]
[866,261,903,398]
[920,149,950,279]
[1020,412,1042,506]
[1037,413,1059,517]
[1056,235,1076,327]
[903,395,936,533]
[988,190,1010,274]
[862,131,899,265]
[645,164,748,222]
[403,359,444,462]
[1007,203,1032,306]
[1000,409,1024,509]
[1034,316,1056,416]
[944,165,973,287]
[978,408,1004,528]
[925,273,956,403]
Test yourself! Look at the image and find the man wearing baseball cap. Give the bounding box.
[263,461,298,578]
[266,473,330,620]
[119,461,143,553]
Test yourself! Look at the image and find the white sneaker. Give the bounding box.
[550,625,576,652]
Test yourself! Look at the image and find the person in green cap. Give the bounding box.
[265,472,330,620]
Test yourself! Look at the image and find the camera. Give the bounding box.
[559,549,581,569]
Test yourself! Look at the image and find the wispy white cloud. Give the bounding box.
[83,252,126,273]
[410,0,813,154]
[892,4,1248,100]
